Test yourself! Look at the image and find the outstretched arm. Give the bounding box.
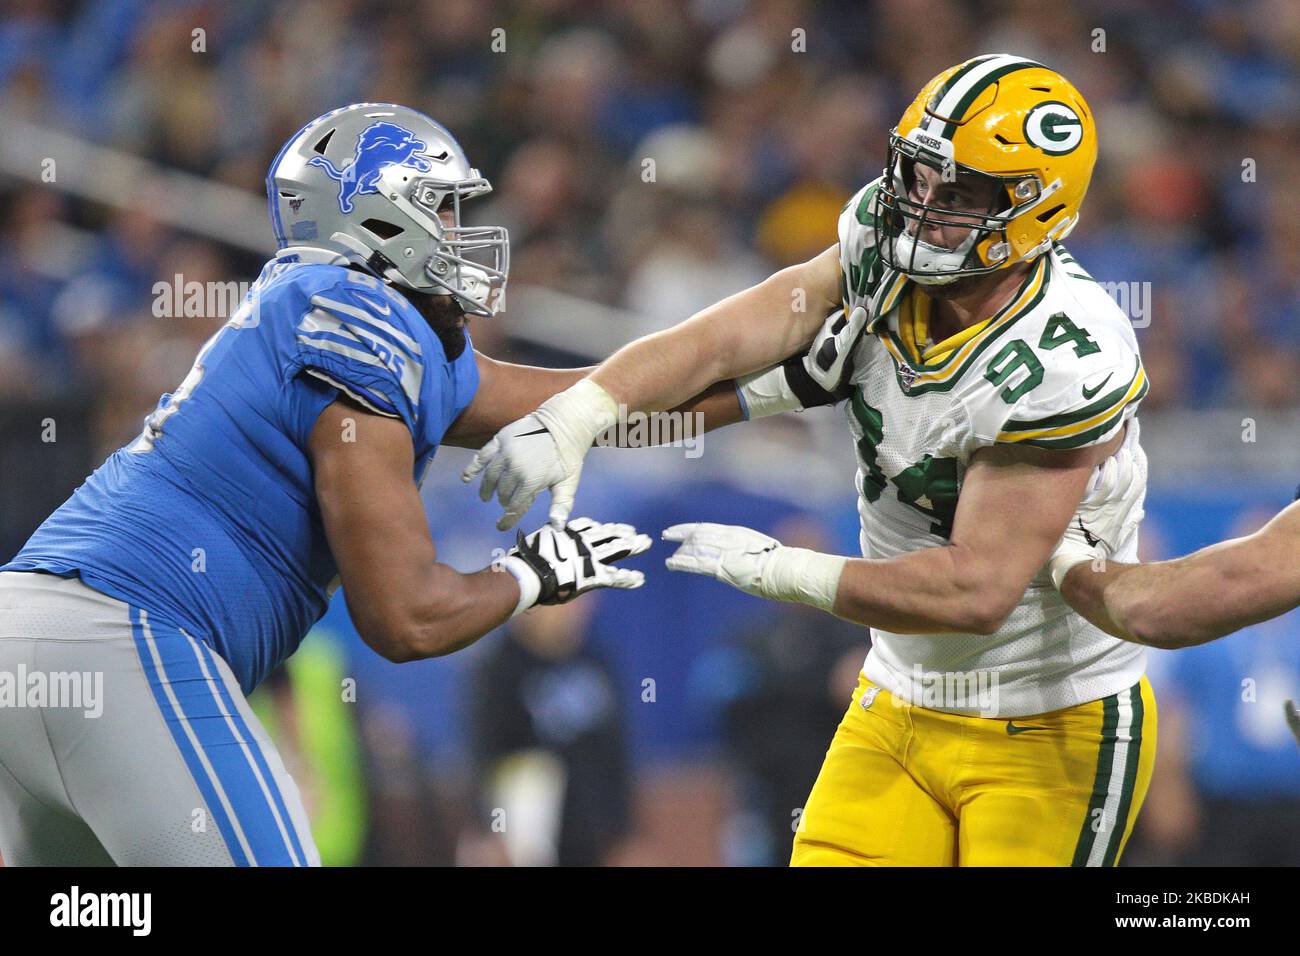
[665,432,1124,634]
[587,244,842,412]
[1060,500,1300,648]
[463,245,844,528]
[443,353,747,450]
[310,396,649,661]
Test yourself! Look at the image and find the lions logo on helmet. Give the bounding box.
[267,104,510,317]
[308,122,438,214]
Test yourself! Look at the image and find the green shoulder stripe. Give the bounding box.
[1001,359,1141,433]
[854,182,880,228]
[1013,388,1145,449]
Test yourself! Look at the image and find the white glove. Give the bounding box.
[1047,424,1148,589]
[662,523,846,611]
[499,517,652,617]
[805,305,868,394]
[463,379,619,531]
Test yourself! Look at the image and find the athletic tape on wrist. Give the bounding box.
[1047,549,1095,591]
[736,365,805,420]
[761,547,847,612]
[500,555,541,618]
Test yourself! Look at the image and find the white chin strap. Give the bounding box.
[892,229,980,286]
[445,262,493,311]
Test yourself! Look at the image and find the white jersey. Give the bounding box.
[838,179,1148,717]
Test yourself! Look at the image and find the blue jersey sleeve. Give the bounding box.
[290,279,427,437]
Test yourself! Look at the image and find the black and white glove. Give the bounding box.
[735,305,869,419]
[805,304,869,397]
[498,517,652,617]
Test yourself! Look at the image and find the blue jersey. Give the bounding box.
[4,249,479,693]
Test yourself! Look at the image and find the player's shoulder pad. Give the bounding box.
[972,273,1148,451]
[838,177,886,295]
[289,265,433,428]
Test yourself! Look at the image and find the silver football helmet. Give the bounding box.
[267,103,509,316]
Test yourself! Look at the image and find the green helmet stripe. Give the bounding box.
[932,55,1045,138]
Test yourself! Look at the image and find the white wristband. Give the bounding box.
[1047,549,1097,591]
[760,547,848,612]
[500,555,541,619]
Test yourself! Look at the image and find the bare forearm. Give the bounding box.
[590,250,838,412]
[832,544,1016,635]
[600,380,748,448]
[450,359,747,450]
[1056,560,1144,641]
[1063,527,1300,648]
[350,561,520,661]
[444,357,593,447]
[405,563,521,657]
[830,443,1107,635]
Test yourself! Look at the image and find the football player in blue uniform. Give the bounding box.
[0,104,720,866]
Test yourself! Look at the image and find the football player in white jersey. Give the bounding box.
[466,55,1154,865]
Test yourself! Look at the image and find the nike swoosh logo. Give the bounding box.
[1081,372,1113,400]
[1077,516,1099,548]
[1006,721,1048,735]
[349,289,392,315]
[516,426,551,437]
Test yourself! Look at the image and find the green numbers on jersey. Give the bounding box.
[850,391,888,502]
[984,312,1100,403]
[851,392,959,537]
[984,340,1044,403]
[1039,312,1100,357]
[892,455,959,538]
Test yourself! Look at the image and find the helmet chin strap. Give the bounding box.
[328,231,401,281]
[893,228,980,285]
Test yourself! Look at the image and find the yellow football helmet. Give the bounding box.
[874,53,1098,284]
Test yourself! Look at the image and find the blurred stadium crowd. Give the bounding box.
[5,0,1300,414]
[2,0,1299,865]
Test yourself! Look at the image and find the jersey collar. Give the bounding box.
[273,245,353,267]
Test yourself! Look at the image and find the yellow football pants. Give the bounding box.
[791,673,1157,866]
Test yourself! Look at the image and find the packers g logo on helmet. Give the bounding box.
[1023,102,1084,155]
[872,54,1098,285]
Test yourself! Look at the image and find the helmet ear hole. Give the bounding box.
[312,129,336,154]
[361,218,404,240]
[1035,204,1065,223]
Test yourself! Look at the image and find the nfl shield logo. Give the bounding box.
[899,365,918,388]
